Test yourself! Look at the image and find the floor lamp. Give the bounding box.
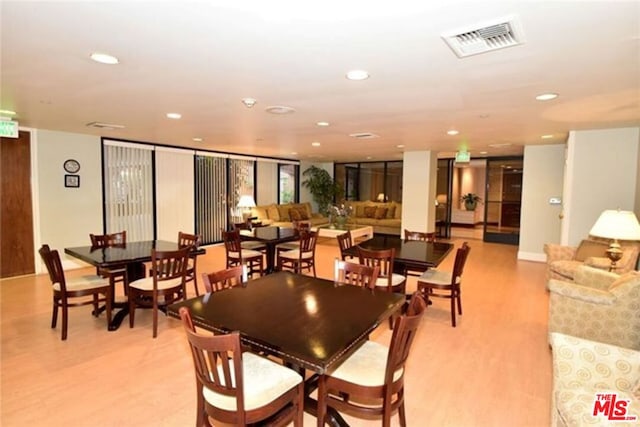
[589,209,640,271]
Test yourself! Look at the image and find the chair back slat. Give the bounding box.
[299,230,318,253]
[451,242,471,285]
[334,259,379,289]
[90,231,126,248]
[152,248,190,282]
[404,229,435,242]
[178,231,200,250]
[337,231,353,260]
[222,229,243,253]
[203,265,248,293]
[39,244,66,292]
[358,247,395,279]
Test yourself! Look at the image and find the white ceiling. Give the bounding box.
[1,1,639,162]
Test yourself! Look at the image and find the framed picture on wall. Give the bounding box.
[64,174,80,188]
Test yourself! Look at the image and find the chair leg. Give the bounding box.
[457,288,463,315]
[294,382,304,427]
[128,292,136,328]
[399,397,407,427]
[316,375,327,427]
[51,298,58,328]
[450,295,457,327]
[61,301,68,341]
[152,291,158,338]
[105,290,113,328]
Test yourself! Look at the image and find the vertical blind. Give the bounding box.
[103,141,154,241]
[228,157,255,223]
[195,153,228,244]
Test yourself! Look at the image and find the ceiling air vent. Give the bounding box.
[349,132,379,139]
[441,15,524,58]
[86,121,125,130]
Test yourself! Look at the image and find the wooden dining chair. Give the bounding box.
[232,222,267,253]
[277,230,318,277]
[179,307,304,427]
[39,244,112,340]
[337,230,355,261]
[316,292,427,427]
[222,229,264,277]
[178,231,202,296]
[417,242,471,327]
[357,247,407,295]
[275,221,310,258]
[403,229,436,242]
[202,265,248,293]
[128,247,190,338]
[334,258,379,289]
[89,231,128,298]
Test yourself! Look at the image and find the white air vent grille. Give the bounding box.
[86,121,125,130]
[442,15,524,58]
[349,132,379,139]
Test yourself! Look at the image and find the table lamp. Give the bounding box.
[589,209,640,270]
[377,193,386,202]
[237,195,256,220]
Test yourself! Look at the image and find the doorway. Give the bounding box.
[1,130,35,278]
[483,157,523,245]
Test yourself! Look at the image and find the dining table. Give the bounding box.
[65,239,206,330]
[343,234,454,274]
[167,271,405,425]
[239,226,299,273]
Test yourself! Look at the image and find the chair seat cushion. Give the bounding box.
[202,352,302,411]
[229,249,263,259]
[417,269,460,286]
[328,341,403,387]
[374,273,406,288]
[129,276,183,291]
[53,275,108,292]
[279,249,313,260]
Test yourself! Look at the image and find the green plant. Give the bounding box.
[301,166,343,215]
[461,193,482,203]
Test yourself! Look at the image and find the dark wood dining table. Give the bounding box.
[343,234,454,274]
[65,240,206,330]
[239,226,299,273]
[167,271,405,425]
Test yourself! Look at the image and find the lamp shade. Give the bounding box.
[589,210,640,241]
[237,195,256,209]
[376,193,386,202]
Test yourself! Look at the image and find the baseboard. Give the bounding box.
[517,251,546,262]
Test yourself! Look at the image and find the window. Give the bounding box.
[334,161,403,202]
[279,164,298,204]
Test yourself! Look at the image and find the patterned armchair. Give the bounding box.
[544,239,639,282]
[550,333,640,427]
[548,266,640,350]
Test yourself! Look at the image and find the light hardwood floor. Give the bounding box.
[0,237,551,426]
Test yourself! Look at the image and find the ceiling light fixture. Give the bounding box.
[242,98,257,108]
[166,113,182,119]
[489,142,512,148]
[536,92,558,101]
[397,144,405,148]
[0,109,16,116]
[316,121,330,127]
[265,106,295,115]
[447,129,459,136]
[90,52,119,65]
[291,152,298,155]
[541,134,554,139]
[346,70,369,81]
[192,137,203,142]
[311,142,321,147]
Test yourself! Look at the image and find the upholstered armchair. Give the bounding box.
[548,265,640,350]
[550,332,640,427]
[544,239,639,282]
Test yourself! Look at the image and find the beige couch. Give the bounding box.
[550,333,640,427]
[344,201,401,235]
[249,202,330,228]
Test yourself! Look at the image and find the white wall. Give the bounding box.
[562,127,640,246]
[256,160,278,205]
[401,151,437,232]
[518,144,565,261]
[36,129,103,269]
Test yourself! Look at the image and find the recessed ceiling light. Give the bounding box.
[166,113,182,119]
[316,121,330,127]
[396,144,405,148]
[291,152,298,155]
[265,105,295,115]
[535,92,558,101]
[479,151,488,155]
[192,137,203,142]
[447,129,459,136]
[241,98,257,108]
[311,142,321,147]
[489,143,512,148]
[541,134,554,139]
[90,52,119,65]
[0,109,16,116]
[346,70,369,81]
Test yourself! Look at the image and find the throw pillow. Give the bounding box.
[364,206,377,218]
[267,205,280,221]
[297,207,309,220]
[289,208,302,221]
[374,207,388,220]
[385,204,396,219]
[574,240,608,261]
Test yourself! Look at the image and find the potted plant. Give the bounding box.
[461,193,482,211]
[301,166,343,215]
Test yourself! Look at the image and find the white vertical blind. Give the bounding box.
[155,147,195,241]
[256,161,278,205]
[103,142,154,241]
[195,155,228,244]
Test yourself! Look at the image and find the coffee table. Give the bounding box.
[314,224,373,242]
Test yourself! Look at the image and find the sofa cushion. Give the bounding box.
[267,205,280,221]
[574,240,609,262]
[289,208,302,221]
[374,207,388,220]
[364,206,377,218]
[394,203,402,219]
[297,207,309,220]
[385,204,396,219]
[550,260,584,280]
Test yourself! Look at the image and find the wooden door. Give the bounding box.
[1,131,35,278]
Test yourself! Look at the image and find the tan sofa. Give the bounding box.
[344,201,401,235]
[544,238,640,282]
[550,333,640,427]
[548,265,640,350]
[249,202,330,228]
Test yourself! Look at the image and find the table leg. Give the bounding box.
[304,374,350,427]
[265,243,277,274]
[108,261,146,331]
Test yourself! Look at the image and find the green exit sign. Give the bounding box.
[455,150,470,163]
[0,120,19,138]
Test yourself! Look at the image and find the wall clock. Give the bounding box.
[63,159,80,174]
